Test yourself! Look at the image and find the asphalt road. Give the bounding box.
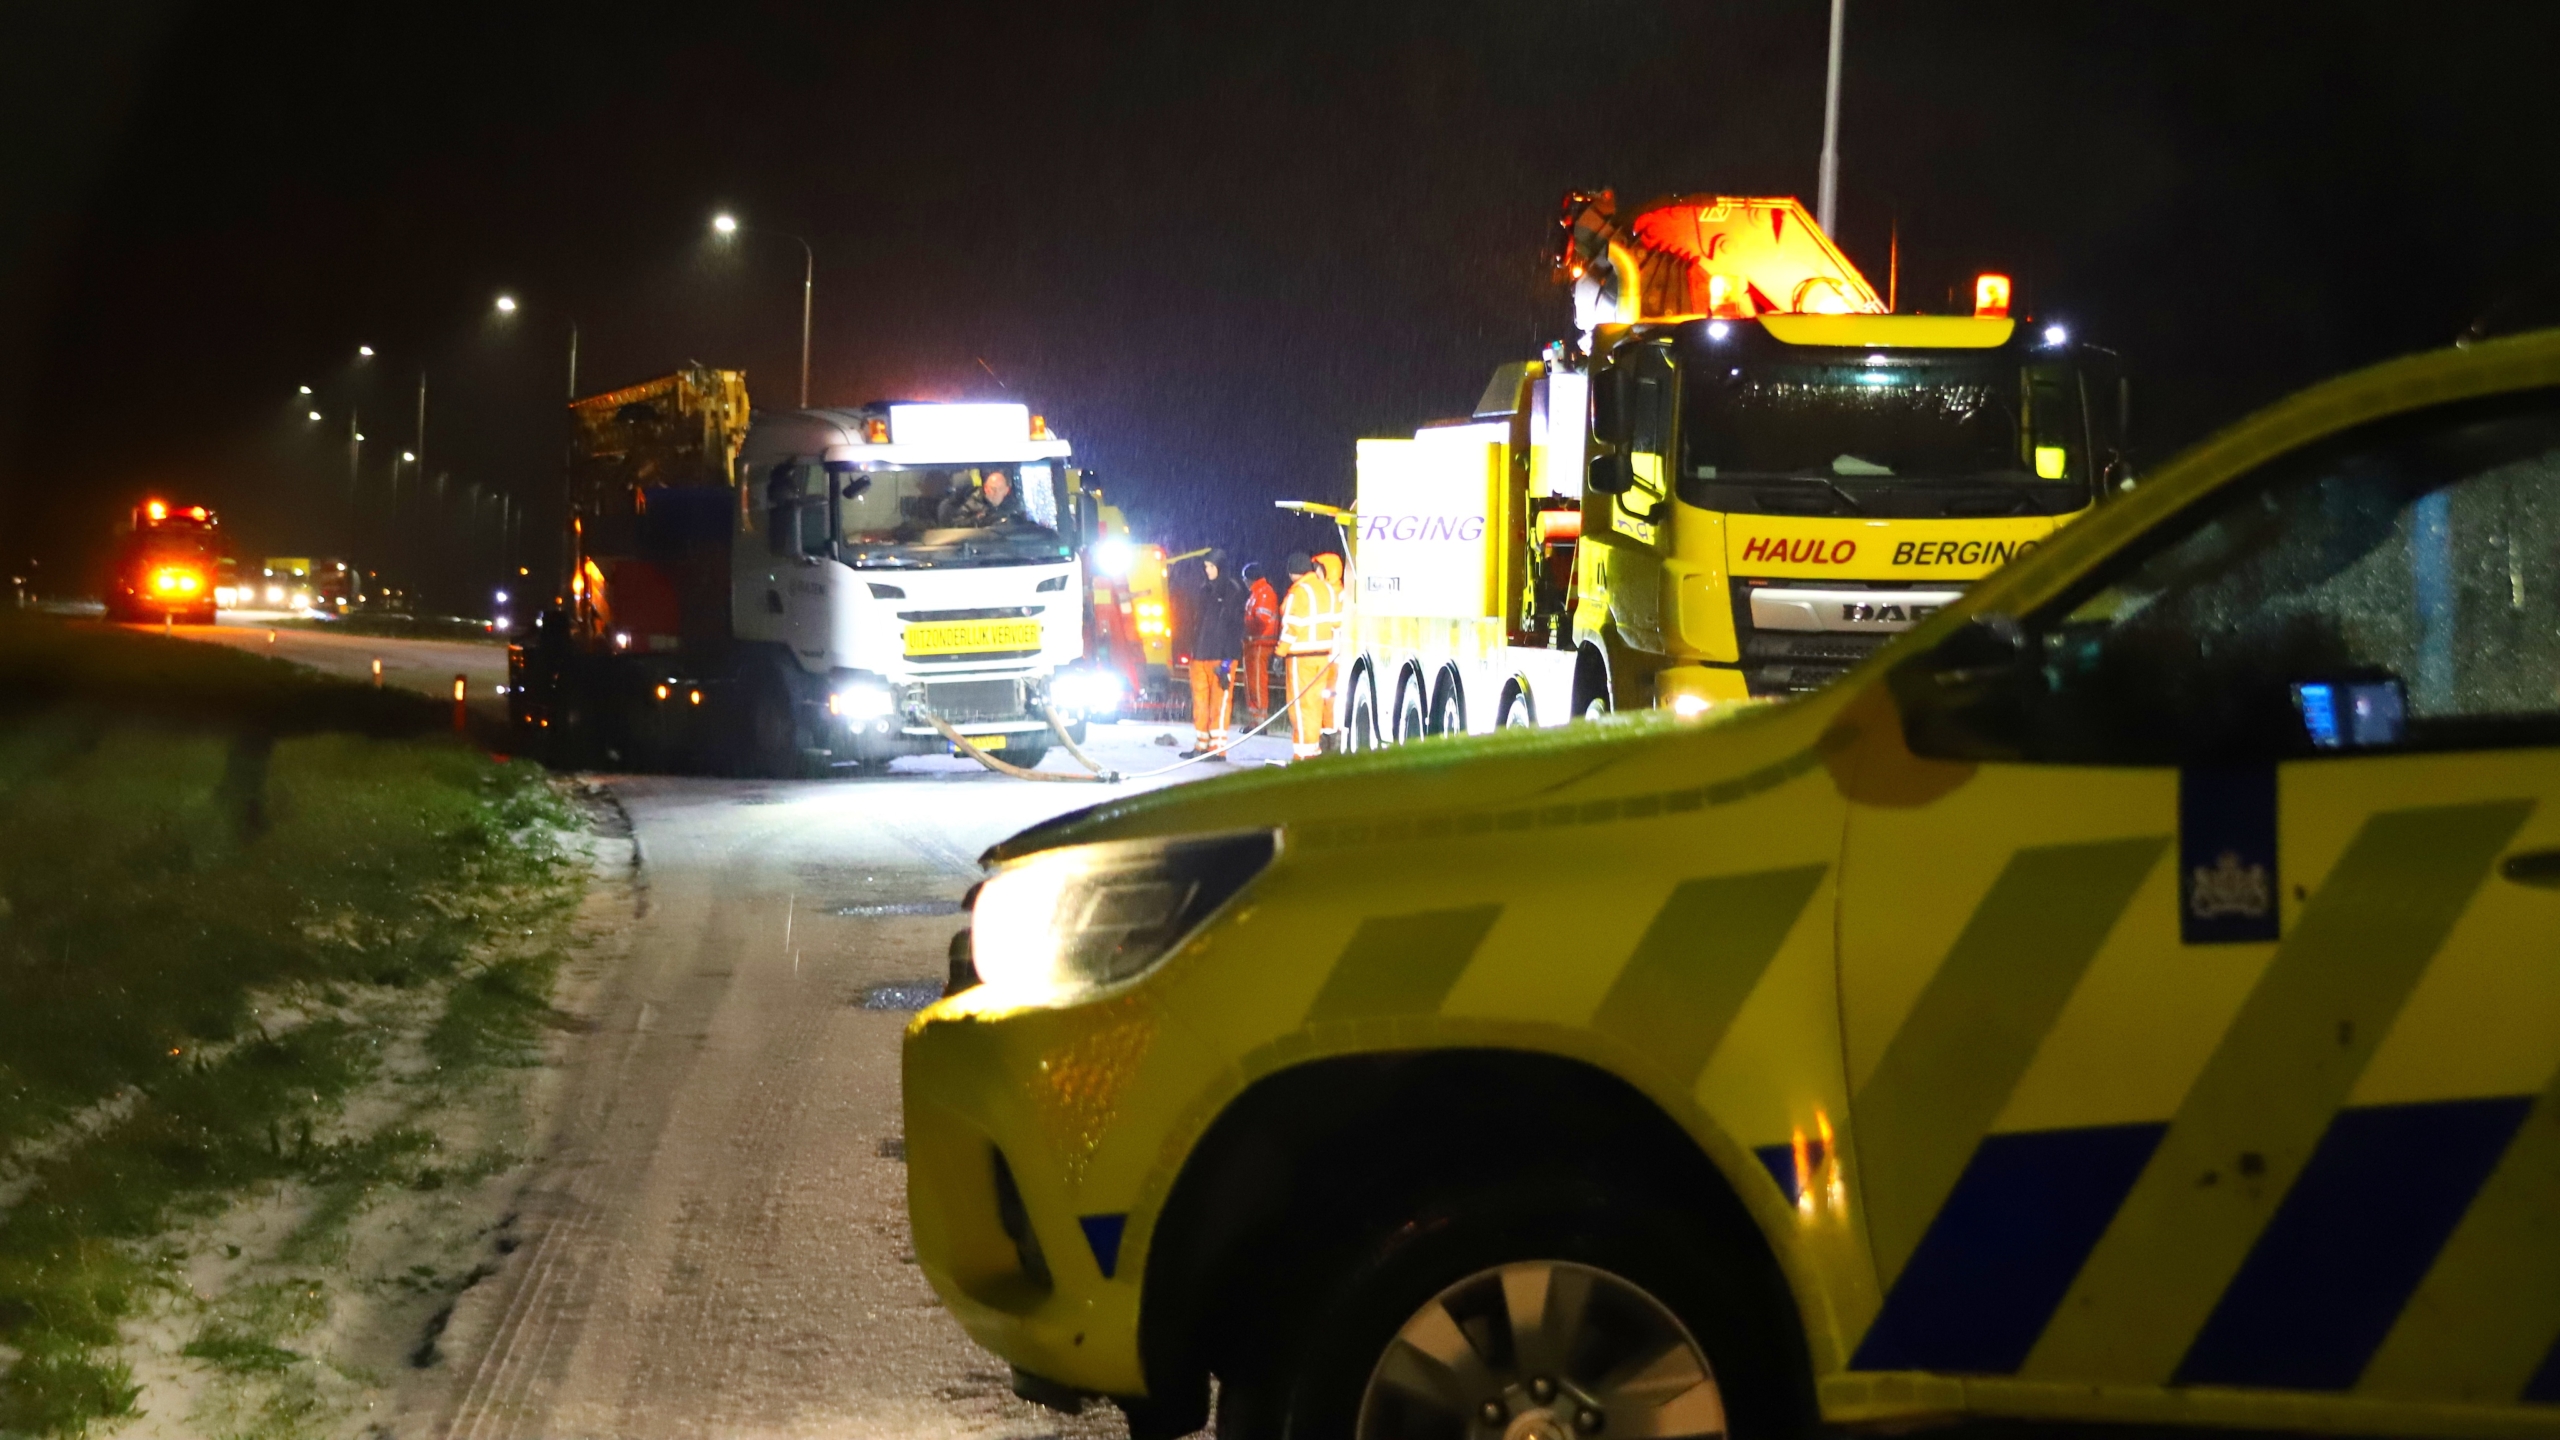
[421,725,1276,1439]
[152,622,1283,1436]
[143,611,516,722]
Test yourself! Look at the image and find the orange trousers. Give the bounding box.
[1188,658,1234,747]
[1284,653,1336,759]
[1241,640,1276,714]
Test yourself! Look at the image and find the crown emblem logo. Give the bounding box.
[2190,850,2272,920]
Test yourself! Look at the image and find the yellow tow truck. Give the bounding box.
[1328,192,2131,745]
[907,323,2560,1439]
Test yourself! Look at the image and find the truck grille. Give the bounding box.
[1732,579,1931,698]
[897,606,1039,622]
[922,678,1027,724]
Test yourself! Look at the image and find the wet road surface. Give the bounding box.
[154,622,1282,1434]
[412,725,1278,1438]
[151,612,514,721]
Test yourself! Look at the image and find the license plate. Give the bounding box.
[903,618,1043,656]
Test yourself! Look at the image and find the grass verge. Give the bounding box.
[0,616,583,1436]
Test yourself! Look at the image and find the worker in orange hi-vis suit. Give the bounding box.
[1277,551,1344,761]
[1178,550,1246,759]
[1239,562,1280,722]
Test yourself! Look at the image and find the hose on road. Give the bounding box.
[923,713,1112,783]
[927,658,1337,784]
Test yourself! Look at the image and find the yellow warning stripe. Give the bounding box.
[1853,837,2167,1288]
[1589,865,1828,1092]
[2358,1054,2560,1403]
[2024,801,2531,1384]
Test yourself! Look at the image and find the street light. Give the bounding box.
[357,344,375,358]
[298,385,312,395]
[493,292,577,397]
[307,410,323,422]
[710,210,814,407]
[401,451,416,463]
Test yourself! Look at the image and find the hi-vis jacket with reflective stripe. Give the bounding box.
[906,330,2560,1438]
[1277,566,1342,656]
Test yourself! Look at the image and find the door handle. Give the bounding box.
[2501,849,2560,889]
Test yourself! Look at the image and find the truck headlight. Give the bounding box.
[830,682,896,720]
[970,831,1276,997]
[1051,666,1122,717]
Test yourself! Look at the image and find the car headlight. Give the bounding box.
[969,831,1276,997]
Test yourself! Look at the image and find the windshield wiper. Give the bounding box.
[1708,470,1869,514]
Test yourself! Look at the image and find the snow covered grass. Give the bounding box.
[0,618,585,1435]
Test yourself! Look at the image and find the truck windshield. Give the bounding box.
[825,463,1071,569]
[1681,354,2092,517]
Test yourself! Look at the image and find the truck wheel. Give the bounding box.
[739,666,806,778]
[1393,673,1427,745]
[1216,1180,1803,1440]
[1571,645,1612,723]
[1428,669,1465,737]
[1497,681,1535,729]
[1346,672,1383,753]
[998,736,1051,770]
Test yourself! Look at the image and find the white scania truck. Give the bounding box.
[512,368,1114,774]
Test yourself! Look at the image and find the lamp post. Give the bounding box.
[711,211,814,407]
[1816,0,1847,235]
[494,292,582,594]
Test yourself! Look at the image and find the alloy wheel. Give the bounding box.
[1357,1260,1725,1440]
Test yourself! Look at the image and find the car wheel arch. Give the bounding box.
[1132,1047,1811,1424]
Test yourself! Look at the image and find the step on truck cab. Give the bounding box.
[1328,193,2130,746]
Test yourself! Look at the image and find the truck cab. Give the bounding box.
[107,500,221,624]
[1577,310,2128,712]
[735,401,1097,770]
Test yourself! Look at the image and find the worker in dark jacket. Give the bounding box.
[1179,549,1246,758]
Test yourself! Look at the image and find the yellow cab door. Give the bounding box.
[1832,387,2560,1427]
[1578,340,1675,699]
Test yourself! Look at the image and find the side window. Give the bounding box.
[2028,392,2560,761]
[765,464,826,558]
[1623,344,1675,501]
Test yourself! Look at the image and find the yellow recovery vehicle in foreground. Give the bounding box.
[1328,192,2131,744]
[908,324,2560,1439]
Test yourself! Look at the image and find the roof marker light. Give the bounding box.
[1974,273,2012,319]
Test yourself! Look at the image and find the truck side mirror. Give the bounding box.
[1587,451,1630,495]
[1590,364,1622,440]
[1886,613,2041,760]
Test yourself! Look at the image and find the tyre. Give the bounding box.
[1215,1179,1806,1440]
[1572,645,1612,723]
[1393,670,1427,745]
[1498,681,1535,729]
[1428,670,1465,737]
[1347,669,1383,753]
[737,664,806,778]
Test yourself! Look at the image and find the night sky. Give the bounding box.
[7,2,2560,608]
